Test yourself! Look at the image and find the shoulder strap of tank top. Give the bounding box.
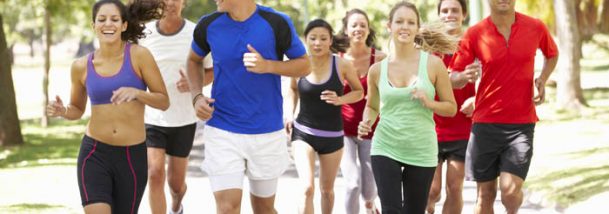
[331,55,339,80]
[369,48,376,67]
[87,53,95,75]
[379,58,388,87]
[124,43,132,69]
[418,51,429,80]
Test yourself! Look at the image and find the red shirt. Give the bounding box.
[342,49,378,139]
[450,12,558,124]
[434,54,475,142]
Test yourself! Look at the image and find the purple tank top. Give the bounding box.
[86,43,147,105]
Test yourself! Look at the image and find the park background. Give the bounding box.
[1,0,609,213]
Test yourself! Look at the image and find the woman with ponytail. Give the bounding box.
[46,0,168,213]
[286,19,363,214]
[336,8,386,214]
[357,1,457,213]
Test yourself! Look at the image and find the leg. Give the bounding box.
[167,156,188,212]
[371,156,403,214]
[249,178,280,214]
[402,164,436,214]
[358,139,378,212]
[214,189,243,214]
[319,148,343,214]
[340,136,361,214]
[293,140,317,214]
[443,159,465,214]
[475,179,497,214]
[147,148,167,214]
[165,123,196,213]
[499,172,524,214]
[114,143,149,214]
[83,203,112,214]
[426,162,443,214]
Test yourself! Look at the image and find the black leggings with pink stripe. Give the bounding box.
[77,135,147,214]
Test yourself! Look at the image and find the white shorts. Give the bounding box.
[201,126,290,194]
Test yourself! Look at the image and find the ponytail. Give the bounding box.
[415,23,458,54]
[92,0,164,44]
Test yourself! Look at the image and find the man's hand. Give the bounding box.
[243,44,271,74]
[461,97,475,117]
[176,68,190,93]
[533,77,546,105]
[194,96,215,120]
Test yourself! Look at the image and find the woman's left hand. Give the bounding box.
[320,90,342,106]
[411,88,431,109]
[111,87,140,105]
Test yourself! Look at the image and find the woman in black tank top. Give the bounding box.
[285,19,364,214]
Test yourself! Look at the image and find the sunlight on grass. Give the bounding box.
[0,119,87,168]
[0,203,78,214]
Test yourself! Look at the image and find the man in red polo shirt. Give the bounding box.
[449,0,558,213]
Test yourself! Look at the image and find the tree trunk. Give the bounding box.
[554,0,587,110]
[41,6,52,127]
[0,15,25,146]
[600,0,609,34]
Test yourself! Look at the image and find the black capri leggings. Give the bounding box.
[371,155,436,214]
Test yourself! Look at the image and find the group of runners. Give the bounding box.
[46,0,558,213]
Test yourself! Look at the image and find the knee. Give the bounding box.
[445,182,463,198]
[320,186,334,198]
[168,180,185,195]
[217,202,240,214]
[148,166,165,186]
[478,189,497,203]
[302,185,315,199]
[500,189,522,203]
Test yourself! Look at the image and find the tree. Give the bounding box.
[554,0,587,109]
[0,14,24,146]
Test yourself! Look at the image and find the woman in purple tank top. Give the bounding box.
[45,0,168,213]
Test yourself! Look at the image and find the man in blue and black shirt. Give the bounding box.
[186,0,310,213]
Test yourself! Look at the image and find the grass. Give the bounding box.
[0,119,87,168]
[0,203,70,213]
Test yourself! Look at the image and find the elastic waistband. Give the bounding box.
[293,121,343,138]
[82,135,146,150]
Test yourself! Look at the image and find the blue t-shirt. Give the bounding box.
[191,5,306,134]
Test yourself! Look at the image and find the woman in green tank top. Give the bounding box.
[357,1,458,213]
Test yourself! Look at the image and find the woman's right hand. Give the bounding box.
[357,120,372,140]
[47,95,66,117]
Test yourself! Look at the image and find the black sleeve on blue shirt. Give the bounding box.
[258,10,306,61]
[191,12,223,57]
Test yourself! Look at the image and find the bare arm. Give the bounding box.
[47,58,88,120]
[336,58,363,105]
[128,46,169,110]
[413,56,457,117]
[243,44,310,77]
[534,56,558,105]
[358,63,381,139]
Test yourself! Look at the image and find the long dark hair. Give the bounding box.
[304,19,350,53]
[389,1,457,54]
[338,8,377,48]
[92,0,164,44]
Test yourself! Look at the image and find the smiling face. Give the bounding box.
[93,3,127,43]
[306,27,333,57]
[439,0,465,34]
[346,13,370,45]
[488,0,516,14]
[163,0,185,18]
[388,6,419,44]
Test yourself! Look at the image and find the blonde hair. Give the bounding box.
[388,1,458,54]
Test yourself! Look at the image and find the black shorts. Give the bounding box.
[77,135,147,213]
[465,123,535,182]
[438,139,468,162]
[145,123,196,158]
[291,127,344,154]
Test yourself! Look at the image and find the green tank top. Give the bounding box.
[371,51,438,167]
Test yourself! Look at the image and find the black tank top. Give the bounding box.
[296,56,344,131]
